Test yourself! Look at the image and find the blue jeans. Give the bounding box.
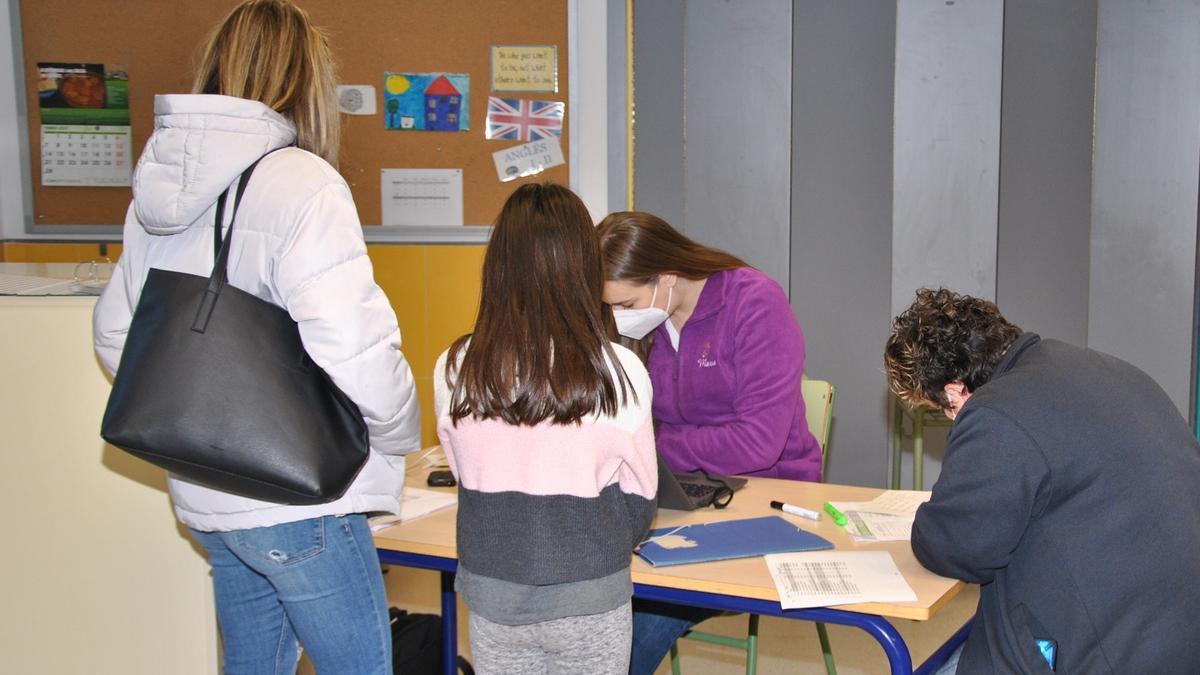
[190,514,391,675]
[628,600,722,675]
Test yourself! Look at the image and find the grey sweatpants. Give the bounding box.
[468,601,632,675]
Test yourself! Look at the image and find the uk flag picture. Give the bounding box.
[486,96,564,141]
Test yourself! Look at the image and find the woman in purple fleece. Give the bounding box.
[597,211,822,674]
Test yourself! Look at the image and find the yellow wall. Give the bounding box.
[3,240,484,447]
[368,244,485,446]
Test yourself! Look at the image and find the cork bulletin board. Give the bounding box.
[19,0,570,228]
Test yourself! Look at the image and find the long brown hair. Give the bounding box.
[596,211,748,283]
[597,211,747,359]
[447,183,633,426]
[193,0,341,165]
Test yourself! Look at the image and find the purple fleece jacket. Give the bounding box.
[649,267,822,481]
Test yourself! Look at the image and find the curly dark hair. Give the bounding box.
[884,288,1023,410]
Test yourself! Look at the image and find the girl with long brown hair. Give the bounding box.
[434,184,657,674]
[597,211,822,673]
[94,2,420,672]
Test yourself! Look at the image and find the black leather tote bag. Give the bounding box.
[101,155,369,505]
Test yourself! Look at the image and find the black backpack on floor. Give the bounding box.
[390,607,474,675]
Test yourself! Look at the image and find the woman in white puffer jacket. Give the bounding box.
[92,2,420,672]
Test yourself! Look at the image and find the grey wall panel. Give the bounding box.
[791,1,897,487]
[892,0,1003,315]
[995,0,1096,348]
[683,0,792,289]
[892,0,1002,488]
[1090,0,1200,416]
[631,0,685,227]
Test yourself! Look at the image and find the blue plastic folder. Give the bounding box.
[636,515,834,567]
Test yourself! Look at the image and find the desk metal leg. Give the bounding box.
[823,609,914,675]
[379,551,964,675]
[440,570,457,675]
[376,550,460,675]
[634,584,915,674]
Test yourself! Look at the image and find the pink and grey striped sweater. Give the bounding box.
[434,343,658,625]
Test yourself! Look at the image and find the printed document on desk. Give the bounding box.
[860,490,931,516]
[834,508,916,542]
[636,515,833,567]
[765,551,917,609]
[829,490,931,542]
[369,487,457,531]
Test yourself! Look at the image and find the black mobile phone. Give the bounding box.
[426,470,457,487]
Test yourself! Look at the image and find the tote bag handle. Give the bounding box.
[191,152,271,334]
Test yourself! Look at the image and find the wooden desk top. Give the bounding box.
[374,474,964,622]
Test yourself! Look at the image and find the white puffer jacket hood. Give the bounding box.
[94,94,422,532]
[134,94,296,235]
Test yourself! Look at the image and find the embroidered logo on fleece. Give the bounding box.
[697,340,717,368]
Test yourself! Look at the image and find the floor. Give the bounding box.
[346,564,980,675]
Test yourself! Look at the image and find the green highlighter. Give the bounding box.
[823,501,849,526]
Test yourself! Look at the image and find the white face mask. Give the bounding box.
[613,284,672,340]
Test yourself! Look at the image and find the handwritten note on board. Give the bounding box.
[491,139,564,182]
[491,45,558,93]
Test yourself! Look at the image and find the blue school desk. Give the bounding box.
[375,475,971,675]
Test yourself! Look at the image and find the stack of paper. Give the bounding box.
[765,550,917,609]
[828,490,931,542]
[368,487,457,532]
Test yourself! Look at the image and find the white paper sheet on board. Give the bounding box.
[380,168,464,226]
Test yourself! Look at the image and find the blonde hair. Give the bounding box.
[193,0,340,165]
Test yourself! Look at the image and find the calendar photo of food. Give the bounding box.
[36,62,130,126]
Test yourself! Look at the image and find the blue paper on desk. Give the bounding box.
[636,515,834,567]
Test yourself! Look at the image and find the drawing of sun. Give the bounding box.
[385,74,411,95]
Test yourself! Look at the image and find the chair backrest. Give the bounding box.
[801,378,836,477]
